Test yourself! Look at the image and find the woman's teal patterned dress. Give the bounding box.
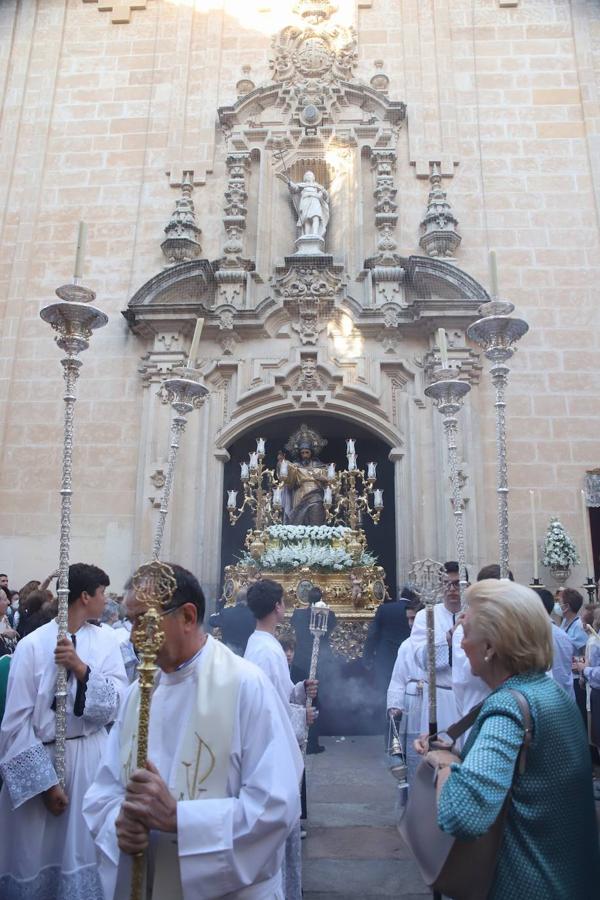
[438,671,600,899]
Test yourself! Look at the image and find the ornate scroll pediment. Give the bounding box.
[271,24,357,87]
[273,259,344,345]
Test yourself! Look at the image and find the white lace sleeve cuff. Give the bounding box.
[289,703,308,745]
[416,641,451,672]
[0,742,57,808]
[83,672,120,727]
[387,688,405,710]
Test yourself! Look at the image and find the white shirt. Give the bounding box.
[451,625,490,717]
[550,622,576,699]
[84,642,302,900]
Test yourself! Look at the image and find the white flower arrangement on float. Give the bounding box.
[541,517,580,568]
[238,543,378,572]
[267,524,350,543]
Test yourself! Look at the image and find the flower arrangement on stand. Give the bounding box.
[542,517,580,584]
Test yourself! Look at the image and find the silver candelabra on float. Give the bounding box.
[324,441,383,559]
[40,280,108,786]
[425,367,471,604]
[467,300,528,580]
[152,366,208,559]
[226,439,285,559]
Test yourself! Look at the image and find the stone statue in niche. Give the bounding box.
[278,169,329,255]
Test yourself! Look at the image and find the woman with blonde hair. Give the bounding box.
[423,579,600,898]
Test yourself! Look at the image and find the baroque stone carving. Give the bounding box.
[275,263,342,346]
[419,163,461,259]
[371,150,400,263]
[161,173,202,266]
[82,0,149,25]
[293,0,337,23]
[215,152,254,305]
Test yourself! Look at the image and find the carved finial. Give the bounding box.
[293,0,337,23]
[161,173,202,265]
[419,163,461,258]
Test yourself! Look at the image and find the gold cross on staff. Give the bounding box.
[82,0,149,25]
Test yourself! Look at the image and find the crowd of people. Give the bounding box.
[0,561,599,898]
[385,562,600,896]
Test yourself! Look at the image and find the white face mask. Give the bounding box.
[553,603,563,618]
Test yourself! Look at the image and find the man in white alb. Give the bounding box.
[0,563,127,899]
[244,578,316,900]
[409,561,462,736]
[83,564,303,900]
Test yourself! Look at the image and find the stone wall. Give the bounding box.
[0,0,599,598]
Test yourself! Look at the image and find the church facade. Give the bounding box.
[1,0,599,601]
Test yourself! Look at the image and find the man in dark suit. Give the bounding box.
[209,588,255,656]
[364,587,416,700]
[291,587,337,754]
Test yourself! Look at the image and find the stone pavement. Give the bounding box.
[302,735,429,899]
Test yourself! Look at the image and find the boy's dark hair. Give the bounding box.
[406,598,425,613]
[476,564,514,581]
[68,564,110,605]
[400,586,418,603]
[443,560,469,581]
[279,636,296,652]
[307,586,322,605]
[247,579,284,620]
[533,587,555,616]
[562,588,583,615]
[163,563,206,624]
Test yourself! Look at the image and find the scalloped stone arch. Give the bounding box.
[217,395,401,452]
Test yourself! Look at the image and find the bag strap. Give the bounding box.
[507,688,533,776]
[443,701,484,742]
[440,687,532,775]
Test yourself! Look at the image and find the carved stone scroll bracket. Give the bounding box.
[82,0,150,25]
[274,256,344,347]
[148,469,166,508]
[161,172,202,266]
[418,344,482,387]
[419,163,461,259]
[138,331,187,389]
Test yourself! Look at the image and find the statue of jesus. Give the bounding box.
[277,426,330,526]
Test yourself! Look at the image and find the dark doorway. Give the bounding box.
[220,412,397,595]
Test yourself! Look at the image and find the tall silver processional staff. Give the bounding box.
[424,329,471,605]
[129,319,208,900]
[40,223,107,786]
[467,252,528,580]
[409,559,445,738]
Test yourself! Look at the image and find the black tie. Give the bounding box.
[449,613,456,667]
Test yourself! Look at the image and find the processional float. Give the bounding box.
[224,426,386,659]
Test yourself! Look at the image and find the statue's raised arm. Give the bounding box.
[285,170,329,239]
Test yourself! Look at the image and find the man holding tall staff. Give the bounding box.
[84,564,303,900]
[0,563,127,899]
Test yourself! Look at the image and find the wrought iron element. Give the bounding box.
[40,282,108,787]
[582,578,598,604]
[408,558,445,738]
[226,439,284,542]
[424,368,471,604]
[467,300,528,580]
[153,368,208,560]
[129,560,177,900]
